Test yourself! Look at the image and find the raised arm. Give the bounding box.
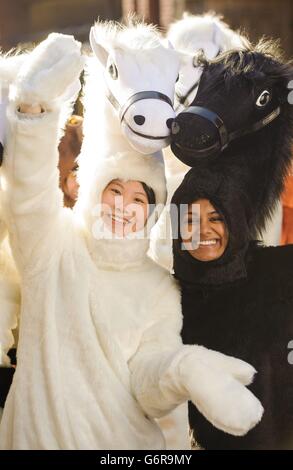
[129,275,264,436]
[0,34,84,272]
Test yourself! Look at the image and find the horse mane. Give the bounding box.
[92,17,162,51]
[202,37,293,82]
[167,11,246,53]
[192,37,293,102]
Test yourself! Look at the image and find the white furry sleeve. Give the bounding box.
[0,103,65,272]
[129,274,264,437]
[128,275,188,418]
[0,34,82,273]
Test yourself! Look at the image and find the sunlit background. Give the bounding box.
[0,0,292,56]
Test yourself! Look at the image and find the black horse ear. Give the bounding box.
[0,142,3,166]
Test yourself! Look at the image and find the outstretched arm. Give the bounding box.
[0,34,84,273]
[129,276,263,436]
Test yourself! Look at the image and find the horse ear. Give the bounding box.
[212,19,245,52]
[89,27,109,67]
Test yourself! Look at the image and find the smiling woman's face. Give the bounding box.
[182,198,229,261]
[101,179,149,236]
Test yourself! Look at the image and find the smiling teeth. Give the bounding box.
[112,216,125,223]
[200,240,217,246]
[112,216,130,224]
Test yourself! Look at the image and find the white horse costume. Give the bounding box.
[0,31,263,449]
[83,21,189,450]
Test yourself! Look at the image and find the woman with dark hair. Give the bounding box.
[171,166,293,450]
[58,115,83,208]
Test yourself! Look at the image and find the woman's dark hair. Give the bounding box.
[141,182,156,215]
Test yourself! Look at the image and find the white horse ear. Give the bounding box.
[89,27,109,67]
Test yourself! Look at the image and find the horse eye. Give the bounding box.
[256,90,271,107]
[176,74,180,83]
[108,62,118,80]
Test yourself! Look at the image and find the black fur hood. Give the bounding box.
[171,166,255,285]
[171,169,293,450]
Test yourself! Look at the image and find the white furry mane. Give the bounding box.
[92,19,162,51]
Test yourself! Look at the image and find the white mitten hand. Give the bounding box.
[12,33,84,106]
[180,354,264,436]
[191,345,256,386]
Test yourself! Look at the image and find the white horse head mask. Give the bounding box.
[89,21,180,154]
[167,13,247,113]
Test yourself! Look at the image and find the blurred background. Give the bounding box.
[0,0,292,56]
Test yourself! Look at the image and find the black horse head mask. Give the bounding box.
[171,39,293,234]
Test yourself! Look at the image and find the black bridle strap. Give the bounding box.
[173,139,222,155]
[105,87,173,122]
[183,106,229,149]
[105,89,121,117]
[105,87,173,140]
[175,47,222,110]
[119,91,173,122]
[175,79,201,109]
[181,105,281,150]
[229,106,281,142]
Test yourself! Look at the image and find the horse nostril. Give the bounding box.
[166,118,174,129]
[133,115,145,126]
[171,121,180,135]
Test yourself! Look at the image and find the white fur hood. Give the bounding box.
[75,150,167,270]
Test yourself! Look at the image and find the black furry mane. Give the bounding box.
[196,38,293,93]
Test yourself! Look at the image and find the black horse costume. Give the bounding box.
[171,39,293,237]
[170,40,293,449]
[172,167,293,449]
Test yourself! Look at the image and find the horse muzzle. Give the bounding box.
[170,104,281,167]
[170,106,226,165]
